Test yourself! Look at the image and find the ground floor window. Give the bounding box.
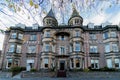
[91,59,99,69]
[115,59,120,68]
[107,59,112,68]
[44,58,49,68]
[14,60,19,67]
[6,59,12,68]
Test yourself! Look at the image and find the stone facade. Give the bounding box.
[0,8,120,71]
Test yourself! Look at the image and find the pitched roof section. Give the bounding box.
[46,8,55,18]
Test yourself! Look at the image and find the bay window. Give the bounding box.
[28,46,36,53]
[8,44,15,52]
[75,42,80,51]
[11,33,17,39]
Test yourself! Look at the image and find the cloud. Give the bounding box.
[109,12,120,25]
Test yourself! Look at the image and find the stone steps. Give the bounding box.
[57,70,66,77]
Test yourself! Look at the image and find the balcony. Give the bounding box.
[41,51,55,56]
[9,38,23,43]
[89,52,100,57]
[105,51,120,57]
[7,52,21,57]
[55,54,69,58]
[26,53,36,57]
[70,36,83,42]
[103,37,118,43]
[42,37,54,42]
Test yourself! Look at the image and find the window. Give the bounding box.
[90,46,98,53]
[110,32,116,38]
[45,44,51,52]
[90,33,96,39]
[107,59,112,68]
[45,30,50,37]
[14,60,19,66]
[7,59,12,68]
[76,59,80,68]
[59,35,65,40]
[8,44,15,52]
[105,44,110,53]
[60,46,65,54]
[75,42,80,51]
[46,19,52,24]
[30,34,37,41]
[112,43,118,52]
[103,32,109,39]
[18,33,23,40]
[75,19,79,24]
[91,59,99,69]
[70,45,72,52]
[115,59,120,68]
[16,45,22,53]
[28,46,36,53]
[11,33,17,39]
[75,30,80,37]
[44,58,48,68]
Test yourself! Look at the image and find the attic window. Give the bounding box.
[75,19,79,24]
[46,19,52,25]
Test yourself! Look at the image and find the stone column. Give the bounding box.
[80,57,82,69]
[74,57,76,68]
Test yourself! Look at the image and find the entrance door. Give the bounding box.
[60,61,65,70]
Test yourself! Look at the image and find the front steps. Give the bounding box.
[57,70,66,77]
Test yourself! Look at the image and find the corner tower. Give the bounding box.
[68,7,83,26]
[43,9,58,27]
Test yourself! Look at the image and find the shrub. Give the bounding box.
[30,68,37,72]
[83,68,89,72]
[10,66,21,72]
[100,67,116,71]
[21,67,26,71]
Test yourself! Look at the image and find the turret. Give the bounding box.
[43,9,58,27]
[68,7,83,26]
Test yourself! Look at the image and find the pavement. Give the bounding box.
[0,77,120,80]
[0,71,120,80]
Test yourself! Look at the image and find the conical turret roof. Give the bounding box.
[45,8,56,18]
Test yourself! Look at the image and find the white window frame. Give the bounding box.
[16,45,22,53]
[28,46,36,53]
[105,44,110,53]
[107,59,112,68]
[59,46,65,55]
[8,44,15,52]
[112,43,118,52]
[11,33,17,39]
[110,32,116,38]
[90,46,98,53]
[75,42,80,51]
[18,33,23,40]
[91,59,99,69]
[30,34,37,41]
